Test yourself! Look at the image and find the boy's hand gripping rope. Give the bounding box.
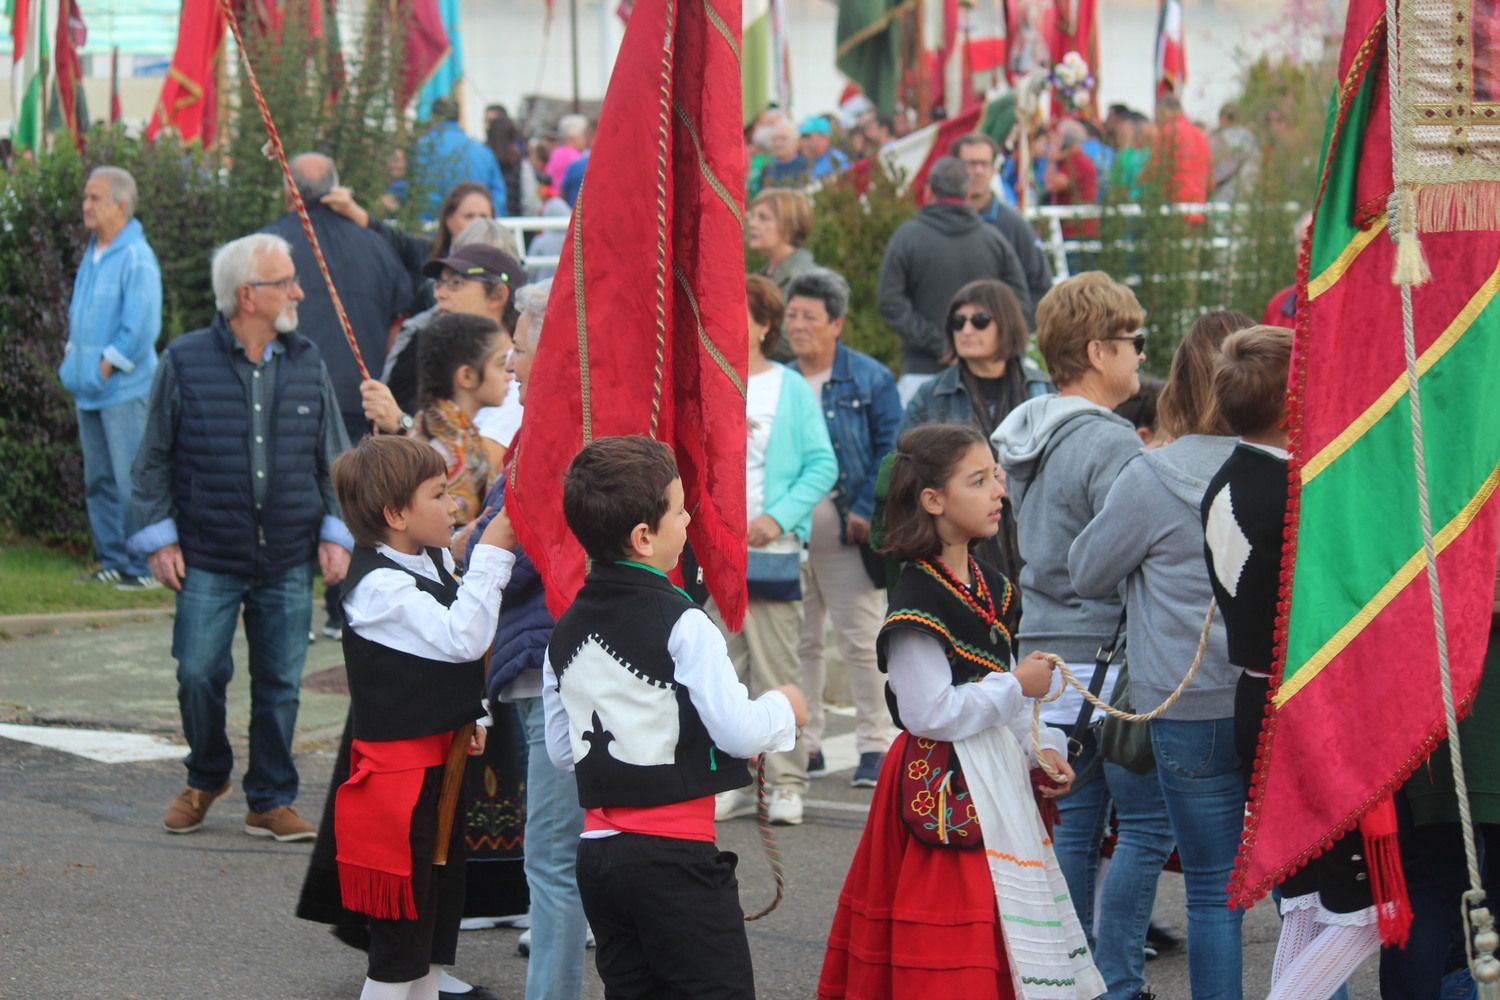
[216,0,370,382]
[1031,599,1217,783]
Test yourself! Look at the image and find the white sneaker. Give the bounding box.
[714,788,755,821]
[767,788,803,826]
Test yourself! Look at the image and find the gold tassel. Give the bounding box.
[1392,184,1432,287]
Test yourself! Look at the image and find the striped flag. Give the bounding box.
[1231,0,1500,938]
[8,0,53,154]
[873,89,1015,199]
[1154,0,1185,98]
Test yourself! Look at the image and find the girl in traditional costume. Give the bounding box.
[818,424,1106,1000]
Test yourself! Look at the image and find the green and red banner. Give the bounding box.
[1232,0,1500,911]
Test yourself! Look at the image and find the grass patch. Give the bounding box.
[0,541,176,616]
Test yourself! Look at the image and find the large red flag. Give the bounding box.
[508,0,750,628]
[1231,0,1500,934]
[147,0,226,144]
[109,45,121,124]
[54,0,86,145]
[397,0,449,108]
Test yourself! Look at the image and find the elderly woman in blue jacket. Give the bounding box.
[712,275,839,827]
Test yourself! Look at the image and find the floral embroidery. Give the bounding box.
[900,735,980,847]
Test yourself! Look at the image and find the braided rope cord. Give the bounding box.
[646,0,677,438]
[743,754,786,921]
[1383,1,1499,986]
[1031,599,1216,783]
[216,0,369,381]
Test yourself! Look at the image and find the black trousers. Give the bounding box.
[367,763,469,983]
[575,834,754,1000]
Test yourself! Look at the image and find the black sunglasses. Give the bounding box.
[1101,333,1147,354]
[947,311,994,333]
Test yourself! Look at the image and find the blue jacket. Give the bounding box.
[790,343,902,531]
[467,475,556,702]
[898,358,1054,436]
[61,218,161,410]
[413,121,507,220]
[151,315,335,576]
[759,364,838,541]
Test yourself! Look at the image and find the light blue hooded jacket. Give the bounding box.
[61,218,161,410]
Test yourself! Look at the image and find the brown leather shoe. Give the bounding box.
[164,782,232,834]
[243,805,317,842]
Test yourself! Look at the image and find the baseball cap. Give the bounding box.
[422,243,526,289]
[799,115,832,136]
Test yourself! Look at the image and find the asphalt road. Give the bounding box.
[0,612,1382,999]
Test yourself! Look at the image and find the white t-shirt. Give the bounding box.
[474,380,523,449]
[745,366,783,521]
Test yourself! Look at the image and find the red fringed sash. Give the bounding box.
[335,732,452,920]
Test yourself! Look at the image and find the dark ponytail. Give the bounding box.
[878,423,989,562]
[417,312,504,409]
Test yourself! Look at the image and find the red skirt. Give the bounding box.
[817,732,1015,1000]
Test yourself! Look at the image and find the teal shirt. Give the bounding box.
[759,363,838,542]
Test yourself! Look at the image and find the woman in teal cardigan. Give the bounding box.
[713,276,838,827]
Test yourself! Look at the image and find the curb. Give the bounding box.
[0,606,175,639]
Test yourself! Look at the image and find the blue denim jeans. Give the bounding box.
[77,398,150,577]
[1053,754,1175,1000]
[515,696,588,1000]
[1151,718,1246,1000]
[172,560,313,812]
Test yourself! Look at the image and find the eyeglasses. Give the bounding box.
[1101,333,1147,354]
[434,274,495,293]
[248,275,300,292]
[948,312,994,333]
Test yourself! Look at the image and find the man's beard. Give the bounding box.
[273,306,297,333]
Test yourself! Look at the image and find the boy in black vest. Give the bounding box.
[542,435,808,999]
[331,435,517,1000]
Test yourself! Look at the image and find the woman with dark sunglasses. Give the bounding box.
[898,279,1053,584]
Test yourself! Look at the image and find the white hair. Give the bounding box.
[558,114,589,141]
[88,166,137,219]
[212,234,293,318]
[514,279,553,345]
[452,217,520,258]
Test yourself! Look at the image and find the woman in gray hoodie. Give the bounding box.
[1068,311,1255,1000]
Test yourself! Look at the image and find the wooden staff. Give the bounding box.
[432,722,475,865]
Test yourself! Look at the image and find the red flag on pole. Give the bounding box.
[54,0,86,145]
[147,0,226,144]
[397,0,450,108]
[109,45,121,124]
[508,0,750,629]
[1154,0,1185,98]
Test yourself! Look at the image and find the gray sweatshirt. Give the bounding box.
[1068,435,1240,721]
[992,394,1142,664]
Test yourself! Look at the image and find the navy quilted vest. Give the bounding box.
[167,314,326,577]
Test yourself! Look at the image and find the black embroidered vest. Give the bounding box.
[877,557,1018,730]
[548,562,751,809]
[340,546,485,742]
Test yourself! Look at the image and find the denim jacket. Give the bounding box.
[790,343,902,530]
[898,357,1054,436]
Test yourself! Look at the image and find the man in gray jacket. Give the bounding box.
[991,272,1171,1000]
[877,156,1031,404]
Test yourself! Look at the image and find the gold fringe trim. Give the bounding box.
[1415,181,1500,234]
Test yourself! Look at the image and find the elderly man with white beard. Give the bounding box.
[129,233,354,843]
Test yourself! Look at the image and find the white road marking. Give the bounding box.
[0,723,185,763]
